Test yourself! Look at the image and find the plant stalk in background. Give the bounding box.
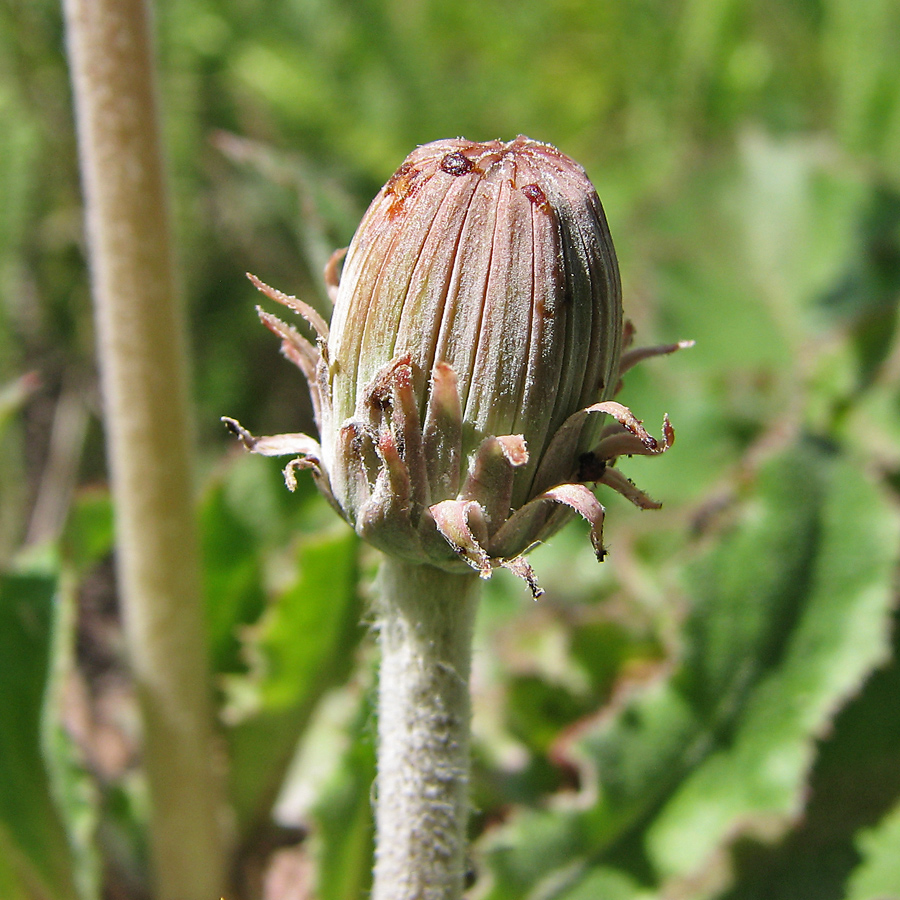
[227,137,686,898]
[63,1,229,897]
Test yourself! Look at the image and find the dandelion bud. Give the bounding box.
[224,137,687,595]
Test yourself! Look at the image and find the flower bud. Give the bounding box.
[224,137,688,595]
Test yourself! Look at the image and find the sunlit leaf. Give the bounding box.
[479,440,899,899]
[648,446,898,885]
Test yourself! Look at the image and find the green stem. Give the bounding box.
[373,557,481,900]
[62,1,229,897]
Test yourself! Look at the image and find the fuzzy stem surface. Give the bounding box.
[373,558,481,900]
[63,1,228,897]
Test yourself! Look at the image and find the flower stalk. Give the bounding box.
[63,1,228,897]
[373,559,480,900]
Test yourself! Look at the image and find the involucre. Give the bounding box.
[225,137,688,595]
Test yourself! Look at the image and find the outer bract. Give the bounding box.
[225,137,688,595]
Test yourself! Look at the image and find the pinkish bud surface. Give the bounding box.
[226,137,685,595]
[327,137,622,511]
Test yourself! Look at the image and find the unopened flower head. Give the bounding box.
[225,137,688,595]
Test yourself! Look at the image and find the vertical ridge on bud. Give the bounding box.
[464,173,531,447]
[510,184,564,502]
[396,176,482,413]
[433,170,501,437]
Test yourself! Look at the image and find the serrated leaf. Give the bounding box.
[480,678,698,900]
[720,616,900,900]
[225,528,363,839]
[647,447,898,884]
[0,572,79,900]
[481,444,823,897]
[479,440,900,900]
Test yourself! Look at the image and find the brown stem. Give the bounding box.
[62,1,229,897]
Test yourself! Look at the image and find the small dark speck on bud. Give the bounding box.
[440,151,475,176]
[521,183,548,207]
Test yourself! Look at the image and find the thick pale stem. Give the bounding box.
[63,1,228,898]
[373,558,481,900]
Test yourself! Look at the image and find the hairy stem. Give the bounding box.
[373,558,481,900]
[63,1,229,897]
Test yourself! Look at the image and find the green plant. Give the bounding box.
[2,1,899,898]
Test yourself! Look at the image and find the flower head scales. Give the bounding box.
[224,137,689,596]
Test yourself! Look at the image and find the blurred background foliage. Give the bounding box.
[1,0,900,898]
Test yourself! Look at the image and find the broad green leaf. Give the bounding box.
[217,450,325,549]
[481,443,823,897]
[479,441,899,899]
[0,573,79,900]
[845,802,900,900]
[225,527,362,839]
[200,452,339,677]
[480,678,698,900]
[719,615,900,900]
[647,447,898,884]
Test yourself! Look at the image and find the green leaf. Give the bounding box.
[40,574,101,900]
[59,490,114,577]
[225,527,363,839]
[200,476,267,675]
[719,611,900,900]
[0,572,79,900]
[479,440,900,899]
[846,802,900,900]
[647,445,898,883]
[555,866,655,900]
